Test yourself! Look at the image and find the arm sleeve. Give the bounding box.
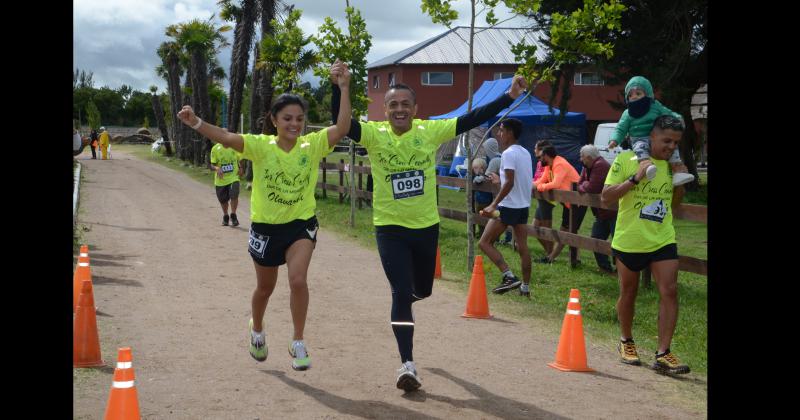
[331,84,362,142]
[455,93,514,135]
[578,169,589,193]
[610,111,631,143]
[586,164,607,193]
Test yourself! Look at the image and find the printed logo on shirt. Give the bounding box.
[639,199,667,223]
[299,154,309,167]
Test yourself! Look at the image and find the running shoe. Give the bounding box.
[491,274,522,294]
[396,361,421,391]
[222,214,230,226]
[653,349,690,374]
[249,318,267,362]
[288,340,311,371]
[230,213,239,227]
[618,338,641,366]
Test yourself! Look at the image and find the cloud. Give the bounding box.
[74,0,528,92]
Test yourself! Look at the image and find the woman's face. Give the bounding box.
[271,104,305,142]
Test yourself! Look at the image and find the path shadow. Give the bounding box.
[90,222,162,232]
[92,276,143,288]
[262,370,441,419]
[88,259,130,268]
[423,367,570,420]
[651,368,708,385]
[88,253,137,260]
[585,369,631,382]
[95,309,113,317]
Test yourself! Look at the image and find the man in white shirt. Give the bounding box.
[478,118,534,297]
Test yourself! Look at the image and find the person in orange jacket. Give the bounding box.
[534,145,582,263]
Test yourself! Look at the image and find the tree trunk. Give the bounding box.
[150,94,173,156]
[165,52,184,160]
[258,0,277,135]
[227,0,257,133]
[190,51,212,166]
[465,0,477,272]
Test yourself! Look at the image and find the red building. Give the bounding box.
[367,27,626,137]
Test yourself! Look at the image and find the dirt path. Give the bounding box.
[73,151,706,419]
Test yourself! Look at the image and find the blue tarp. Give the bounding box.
[431,78,587,173]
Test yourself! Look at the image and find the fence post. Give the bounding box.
[339,159,345,204]
[358,160,363,210]
[349,141,356,228]
[569,182,579,268]
[322,157,327,199]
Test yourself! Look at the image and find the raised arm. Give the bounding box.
[331,85,361,142]
[177,106,244,153]
[455,75,528,134]
[326,60,353,147]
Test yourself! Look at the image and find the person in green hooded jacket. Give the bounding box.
[609,76,694,186]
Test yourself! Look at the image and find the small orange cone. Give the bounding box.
[434,247,442,279]
[462,255,492,319]
[548,289,593,372]
[74,279,104,367]
[73,253,92,313]
[104,347,141,420]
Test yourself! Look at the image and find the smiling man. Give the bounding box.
[601,114,690,376]
[331,74,528,392]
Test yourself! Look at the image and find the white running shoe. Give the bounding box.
[672,172,695,186]
[396,361,421,391]
[289,340,311,371]
[645,164,658,180]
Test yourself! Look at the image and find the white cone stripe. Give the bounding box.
[112,381,135,388]
[117,362,132,369]
[391,322,415,326]
[569,298,579,303]
[79,262,89,267]
[80,253,88,257]
[567,309,580,315]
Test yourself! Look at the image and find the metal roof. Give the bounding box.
[367,26,547,69]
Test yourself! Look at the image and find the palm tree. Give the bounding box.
[167,17,232,166]
[156,41,187,159]
[149,86,173,156]
[256,0,279,134]
[219,0,258,133]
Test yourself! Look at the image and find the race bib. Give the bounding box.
[220,163,235,173]
[640,199,667,223]
[248,228,269,258]
[391,170,424,200]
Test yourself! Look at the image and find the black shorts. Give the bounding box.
[534,199,554,220]
[215,182,240,203]
[248,217,319,267]
[499,206,529,226]
[612,243,678,272]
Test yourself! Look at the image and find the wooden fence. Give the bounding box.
[318,158,707,281]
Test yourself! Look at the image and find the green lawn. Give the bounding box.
[116,144,708,376]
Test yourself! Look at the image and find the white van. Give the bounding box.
[593,122,630,163]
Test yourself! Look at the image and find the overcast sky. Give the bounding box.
[73,0,528,93]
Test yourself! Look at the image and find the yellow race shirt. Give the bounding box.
[359,119,457,228]
[605,151,676,252]
[210,143,242,187]
[241,128,334,224]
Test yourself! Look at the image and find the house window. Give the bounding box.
[493,72,515,80]
[373,75,380,89]
[573,72,605,86]
[388,72,396,86]
[421,72,453,86]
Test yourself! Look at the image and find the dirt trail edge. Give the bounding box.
[73,151,706,419]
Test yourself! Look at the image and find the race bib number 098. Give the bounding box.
[391,170,424,200]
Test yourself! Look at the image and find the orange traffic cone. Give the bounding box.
[73,253,92,313]
[104,347,141,420]
[74,279,104,367]
[462,255,492,319]
[79,244,89,258]
[434,247,442,279]
[548,289,593,372]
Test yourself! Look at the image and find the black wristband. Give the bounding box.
[628,175,639,185]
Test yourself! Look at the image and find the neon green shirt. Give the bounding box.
[241,128,333,224]
[359,119,457,228]
[210,143,242,187]
[605,151,676,252]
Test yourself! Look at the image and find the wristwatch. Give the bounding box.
[627,175,639,185]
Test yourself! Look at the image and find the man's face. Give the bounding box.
[384,89,417,133]
[580,154,594,168]
[649,128,682,160]
[497,125,513,151]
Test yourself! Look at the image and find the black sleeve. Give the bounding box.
[331,84,361,142]
[455,93,515,135]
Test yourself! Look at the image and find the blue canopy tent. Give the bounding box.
[431,78,587,175]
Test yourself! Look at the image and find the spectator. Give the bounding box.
[89,129,99,159]
[535,145,582,264]
[98,127,110,160]
[577,145,617,274]
[471,157,493,238]
[531,139,554,255]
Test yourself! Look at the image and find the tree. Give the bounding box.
[259,8,317,95]
[157,40,189,160]
[86,100,101,131]
[220,0,258,132]
[254,0,279,134]
[73,69,94,90]
[421,0,626,269]
[312,1,372,119]
[149,86,174,156]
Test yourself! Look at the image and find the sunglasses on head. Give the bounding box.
[655,116,684,131]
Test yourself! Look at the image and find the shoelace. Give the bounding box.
[622,342,638,356]
[661,352,680,365]
[293,342,307,358]
[252,333,265,347]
